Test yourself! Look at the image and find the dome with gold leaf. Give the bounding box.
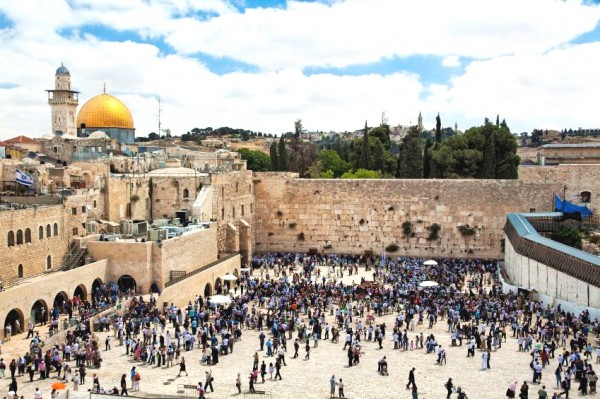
[77,92,134,129]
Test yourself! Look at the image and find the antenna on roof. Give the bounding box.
[103,82,106,94]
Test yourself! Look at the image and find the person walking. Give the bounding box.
[120,374,129,396]
[445,378,454,399]
[178,357,188,377]
[407,367,416,389]
[204,370,214,392]
[133,371,141,391]
[412,385,419,399]
[130,367,136,389]
[330,375,336,399]
[274,359,282,380]
[506,381,517,398]
[338,378,345,398]
[304,342,310,360]
[236,373,242,394]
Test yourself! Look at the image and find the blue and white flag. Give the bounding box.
[15,169,33,187]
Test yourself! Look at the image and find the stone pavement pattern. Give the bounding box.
[1,267,569,399]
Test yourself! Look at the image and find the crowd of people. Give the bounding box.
[3,252,600,398]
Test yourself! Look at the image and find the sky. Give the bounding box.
[1,0,600,140]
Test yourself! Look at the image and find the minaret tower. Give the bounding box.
[46,63,79,135]
[417,111,423,130]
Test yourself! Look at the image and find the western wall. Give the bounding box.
[253,172,564,258]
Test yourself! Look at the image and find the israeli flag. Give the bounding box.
[15,169,33,187]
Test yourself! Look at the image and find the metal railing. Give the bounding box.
[164,253,239,288]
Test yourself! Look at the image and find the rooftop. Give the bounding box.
[541,143,600,149]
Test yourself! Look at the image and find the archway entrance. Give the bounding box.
[118,275,137,292]
[31,300,48,326]
[4,309,24,338]
[204,282,212,297]
[73,284,87,301]
[53,291,69,312]
[214,278,223,295]
[91,278,104,301]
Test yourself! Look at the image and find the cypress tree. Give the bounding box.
[269,141,278,171]
[423,138,432,178]
[399,126,423,178]
[359,121,371,169]
[435,113,442,144]
[277,136,288,171]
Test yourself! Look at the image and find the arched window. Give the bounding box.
[46,224,51,238]
[16,230,23,245]
[46,255,52,270]
[25,228,31,243]
[17,264,23,278]
[39,226,44,240]
[183,188,189,198]
[7,231,14,247]
[53,223,58,237]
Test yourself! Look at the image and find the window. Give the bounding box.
[16,230,23,245]
[72,227,78,236]
[241,205,244,216]
[25,228,31,243]
[46,224,51,238]
[233,206,235,218]
[17,264,23,278]
[221,208,224,219]
[236,182,238,192]
[82,206,86,213]
[183,188,189,199]
[53,223,58,237]
[72,207,77,215]
[39,226,44,240]
[46,255,52,270]
[7,231,14,247]
[93,200,97,208]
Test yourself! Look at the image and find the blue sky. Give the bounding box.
[1,0,600,138]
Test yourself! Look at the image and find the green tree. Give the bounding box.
[369,124,391,149]
[398,127,423,178]
[341,169,381,179]
[423,138,433,178]
[359,121,371,170]
[372,139,385,172]
[550,225,582,249]
[238,148,270,171]
[269,141,279,171]
[494,121,520,179]
[479,120,496,179]
[277,136,288,171]
[319,149,350,177]
[435,113,442,144]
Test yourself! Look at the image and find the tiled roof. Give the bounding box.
[5,135,39,145]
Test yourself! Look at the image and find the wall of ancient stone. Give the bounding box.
[105,175,151,222]
[518,164,600,213]
[160,254,241,309]
[253,173,563,258]
[150,175,203,220]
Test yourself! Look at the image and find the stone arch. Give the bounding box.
[7,231,14,247]
[92,278,104,296]
[203,282,213,297]
[214,277,223,294]
[16,230,23,245]
[53,223,59,237]
[53,291,69,311]
[183,188,189,198]
[39,226,44,240]
[4,308,24,338]
[25,228,31,243]
[17,264,23,278]
[46,255,52,270]
[46,224,51,238]
[30,299,48,325]
[73,284,87,301]
[118,275,137,292]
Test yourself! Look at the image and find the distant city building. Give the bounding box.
[538,143,600,165]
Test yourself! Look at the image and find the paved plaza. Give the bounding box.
[1,266,579,399]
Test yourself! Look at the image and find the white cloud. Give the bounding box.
[0,0,599,139]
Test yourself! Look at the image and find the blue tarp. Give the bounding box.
[554,194,593,217]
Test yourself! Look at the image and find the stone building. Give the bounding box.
[538,143,600,165]
[46,64,79,136]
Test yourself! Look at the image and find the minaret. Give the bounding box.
[417,111,423,130]
[46,63,79,135]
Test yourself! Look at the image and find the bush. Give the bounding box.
[385,244,399,253]
[550,225,583,249]
[297,232,305,241]
[458,224,476,236]
[428,223,441,241]
[288,222,297,229]
[402,221,413,237]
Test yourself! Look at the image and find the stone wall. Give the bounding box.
[160,255,241,309]
[106,175,151,222]
[0,204,70,282]
[150,176,203,220]
[518,165,600,213]
[86,226,218,291]
[253,173,562,258]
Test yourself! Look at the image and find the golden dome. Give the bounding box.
[77,93,134,129]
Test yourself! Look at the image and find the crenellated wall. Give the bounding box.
[253,173,563,258]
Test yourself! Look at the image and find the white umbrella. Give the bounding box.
[209,295,232,304]
[223,274,238,281]
[240,268,250,272]
[419,281,439,288]
[423,260,438,266]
